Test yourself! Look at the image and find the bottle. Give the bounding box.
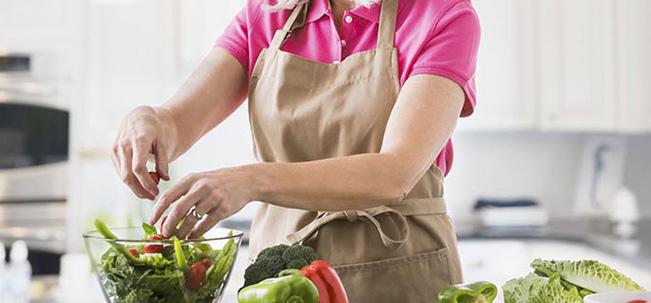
[8,240,31,303]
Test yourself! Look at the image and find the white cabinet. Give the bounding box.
[537,0,617,131]
[458,0,537,131]
[614,0,651,133]
[0,0,82,50]
[460,0,651,133]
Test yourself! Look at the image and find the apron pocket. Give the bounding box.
[333,248,452,303]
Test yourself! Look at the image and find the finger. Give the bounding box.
[154,142,170,181]
[176,200,215,239]
[176,211,199,240]
[194,200,215,219]
[188,209,223,239]
[111,144,121,175]
[131,138,159,197]
[118,145,154,199]
[148,175,196,225]
[162,186,205,238]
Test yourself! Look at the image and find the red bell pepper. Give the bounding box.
[300,260,349,303]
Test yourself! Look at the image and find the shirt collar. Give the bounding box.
[306,0,387,24]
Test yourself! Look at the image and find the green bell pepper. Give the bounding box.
[438,281,498,303]
[238,269,319,303]
[94,219,145,265]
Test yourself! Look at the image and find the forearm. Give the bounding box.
[248,153,417,211]
[161,48,248,160]
[247,75,464,211]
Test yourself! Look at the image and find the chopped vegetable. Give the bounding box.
[238,269,319,303]
[142,222,158,236]
[438,281,497,303]
[149,171,161,185]
[627,300,649,303]
[127,248,140,258]
[300,260,349,303]
[200,258,212,269]
[94,219,237,302]
[188,261,207,290]
[243,244,319,288]
[531,258,646,293]
[144,235,164,254]
[94,219,145,265]
[173,238,188,271]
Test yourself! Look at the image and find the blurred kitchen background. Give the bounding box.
[1,0,650,302]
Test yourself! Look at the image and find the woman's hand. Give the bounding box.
[148,166,256,239]
[112,106,177,199]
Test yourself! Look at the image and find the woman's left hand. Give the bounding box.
[148,167,255,239]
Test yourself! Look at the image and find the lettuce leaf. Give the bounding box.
[503,272,583,303]
[531,258,645,293]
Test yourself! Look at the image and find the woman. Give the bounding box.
[112,0,480,301]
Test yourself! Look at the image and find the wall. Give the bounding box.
[445,131,585,223]
[447,130,651,225]
[622,135,651,217]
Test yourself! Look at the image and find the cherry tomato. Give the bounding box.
[627,300,648,303]
[187,262,207,290]
[200,258,213,269]
[144,235,163,253]
[149,172,160,185]
[128,247,139,258]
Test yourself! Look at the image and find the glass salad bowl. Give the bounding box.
[83,223,243,303]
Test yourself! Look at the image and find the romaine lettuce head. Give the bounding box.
[531,259,646,293]
[503,273,583,303]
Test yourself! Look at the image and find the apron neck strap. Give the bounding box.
[377,0,398,49]
[270,0,398,51]
[268,2,307,51]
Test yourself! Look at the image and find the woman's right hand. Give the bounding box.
[112,106,176,200]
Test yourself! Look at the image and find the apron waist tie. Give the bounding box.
[286,197,447,250]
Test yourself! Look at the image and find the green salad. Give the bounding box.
[94,219,237,303]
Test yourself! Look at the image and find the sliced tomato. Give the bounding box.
[627,300,648,303]
[144,235,163,253]
[128,247,140,258]
[200,257,213,269]
[149,172,160,185]
[187,261,207,290]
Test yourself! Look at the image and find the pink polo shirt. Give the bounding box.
[216,0,480,175]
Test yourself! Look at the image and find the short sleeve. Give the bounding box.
[409,1,481,117]
[214,4,254,71]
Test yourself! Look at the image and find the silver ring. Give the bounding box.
[189,206,203,220]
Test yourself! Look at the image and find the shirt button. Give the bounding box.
[344,15,353,24]
[341,40,347,47]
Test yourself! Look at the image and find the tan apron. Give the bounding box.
[247,0,463,301]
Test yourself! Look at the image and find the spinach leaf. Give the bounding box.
[142,223,158,236]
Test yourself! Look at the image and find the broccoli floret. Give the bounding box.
[282,245,318,269]
[242,244,289,287]
[242,257,285,288]
[241,244,319,288]
[259,244,289,259]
